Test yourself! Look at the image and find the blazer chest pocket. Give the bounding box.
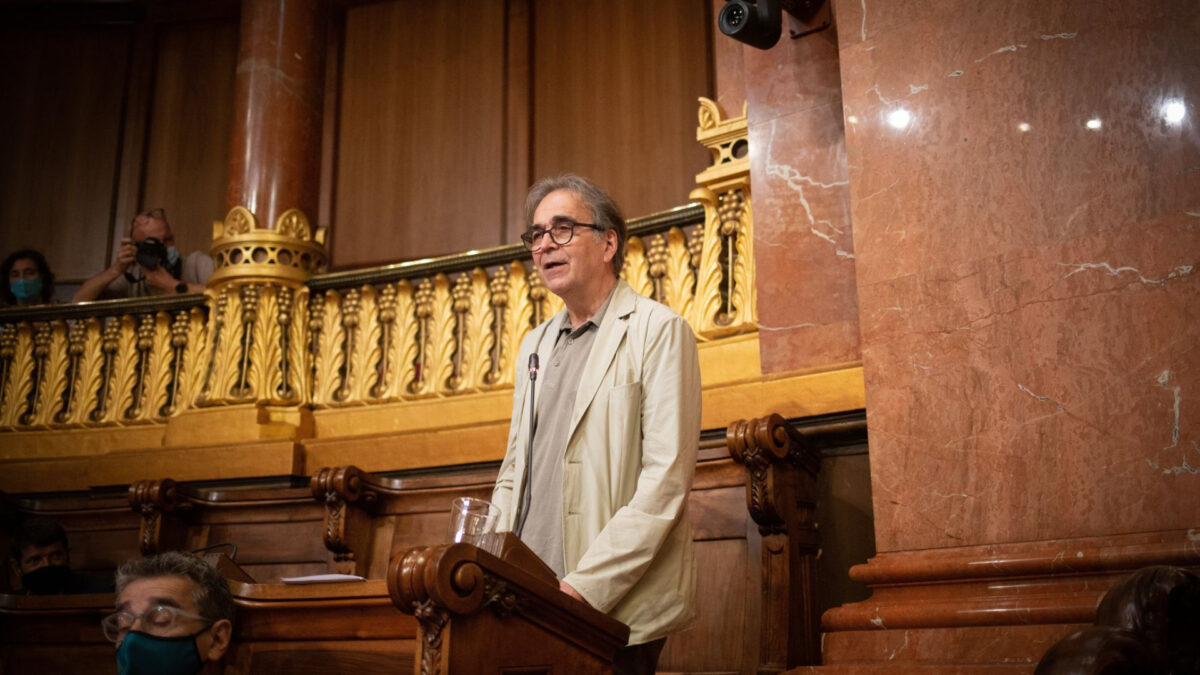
[606,381,643,462]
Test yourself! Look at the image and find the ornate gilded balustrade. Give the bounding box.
[0,296,207,430]
[0,97,755,430]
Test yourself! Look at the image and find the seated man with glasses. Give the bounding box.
[73,208,213,302]
[495,174,701,675]
[102,551,234,675]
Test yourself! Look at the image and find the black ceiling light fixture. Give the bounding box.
[718,0,829,50]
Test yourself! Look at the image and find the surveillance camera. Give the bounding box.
[718,0,827,50]
[718,0,781,50]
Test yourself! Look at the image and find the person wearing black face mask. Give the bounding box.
[104,551,234,675]
[8,516,113,595]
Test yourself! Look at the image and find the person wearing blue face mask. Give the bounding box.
[1,248,56,307]
[73,208,213,302]
[103,551,234,675]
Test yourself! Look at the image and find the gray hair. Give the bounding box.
[115,551,235,626]
[525,174,627,275]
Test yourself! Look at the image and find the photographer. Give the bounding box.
[73,208,212,302]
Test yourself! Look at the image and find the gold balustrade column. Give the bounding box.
[689,98,757,339]
[195,0,330,416]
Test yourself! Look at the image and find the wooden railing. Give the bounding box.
[0,98,753,431]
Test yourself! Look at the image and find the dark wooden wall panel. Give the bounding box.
[141,18,239,260]
[0,26,132,283]
[1,1,716,279]
[529,0,712,225]
[333,0,507,267]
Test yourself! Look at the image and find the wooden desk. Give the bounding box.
[0,592,115,674]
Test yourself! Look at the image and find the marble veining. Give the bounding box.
[1060,262,1194,285]
[834,0,1199,551]
[1017,384,1063,411]
[763,120,854,259]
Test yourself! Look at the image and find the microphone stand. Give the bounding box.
[514,353,538,536]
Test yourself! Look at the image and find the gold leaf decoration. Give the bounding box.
[462,268,494,391]
[384,280,418,400]
[56,319,89,424]
[688,186,724,339]
[663,227,697,322]
[175,306,207,413]
[125,314,155,421]
[231,284,261,400]
[31,321,69,427]
[501,262,534,386]
[419,274,455,396]
[107,315,140,423]
[409,279,435,396]
[142,312,174,421]
[282,286,308,403]
[311,289,345,407]
[68,318,105,424]
[223,206,256,237]
[1,325,34,428]
[483,266,511,387]
[0,325,15,419]
[214,287,246,402]
[275,208,312,241]
[698,97,720,131]
[729,197,757,329]
[446,273,473,392]
[623,237,653,300]
[373,283,397,398]
[198,288,230,405]
[247,283,282,402]
[347,285,382,404]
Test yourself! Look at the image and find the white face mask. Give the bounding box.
[166,247,181,267]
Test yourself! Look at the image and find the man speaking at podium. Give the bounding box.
[492,175,702,674]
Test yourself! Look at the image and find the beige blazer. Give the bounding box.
[492,279,702,645]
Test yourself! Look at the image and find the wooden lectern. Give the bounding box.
[388,533,630,675]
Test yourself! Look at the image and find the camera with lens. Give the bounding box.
[135,237,169,270]
[718,0,825,50]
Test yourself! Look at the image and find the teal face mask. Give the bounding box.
[10,277,41,301]
[166,246,181,267]
[116,629,206,675]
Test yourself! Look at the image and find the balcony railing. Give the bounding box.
[0,98,754,431]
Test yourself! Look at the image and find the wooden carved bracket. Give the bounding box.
[727,413,820,537]
[311,465,379,575]
[128,478,192,556]
[726,413,823,669]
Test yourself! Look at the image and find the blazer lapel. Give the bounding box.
[518,314,560,431]
[565,281,637,443]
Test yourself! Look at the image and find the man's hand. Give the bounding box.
[143,264,180,291]
[109,238,137,275]
[559,580,587,605]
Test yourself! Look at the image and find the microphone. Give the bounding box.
[514,353,538,536]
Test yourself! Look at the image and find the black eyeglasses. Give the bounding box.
[520,217,602,251]
[101,604,211,643]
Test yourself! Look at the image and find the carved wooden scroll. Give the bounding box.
[310,465,379,575]
[388,542,627,675]
[128,478,191,556]
[727,413,822,669]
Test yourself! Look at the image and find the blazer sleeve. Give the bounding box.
[562,311,701,612]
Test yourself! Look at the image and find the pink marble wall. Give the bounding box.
[833,0,1200,552]
[715,0,862,374]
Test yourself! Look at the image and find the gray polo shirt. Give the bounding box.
[519,288,615,578]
